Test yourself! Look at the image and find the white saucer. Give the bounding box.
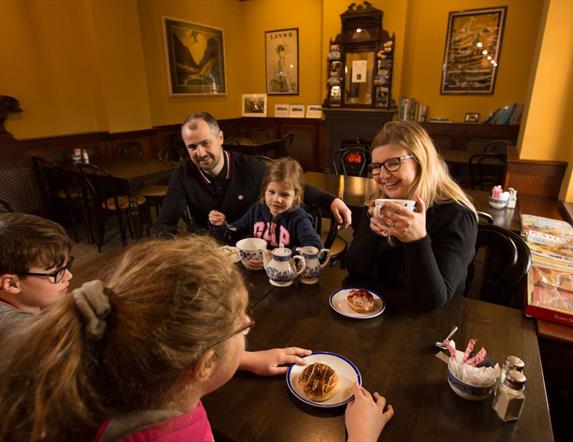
[286,352,362,408]
[329,288,385,319]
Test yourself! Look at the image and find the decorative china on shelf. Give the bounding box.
[323,2,396,110]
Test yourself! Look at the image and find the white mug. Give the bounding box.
[235,238,267,269]
[374,198,416,218]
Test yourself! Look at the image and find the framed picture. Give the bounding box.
[274,104,290,117]
[288,104,305,118]
[464,112,480,123]
[265,28,299,95]
[441,7,506,95]
[242,94,267,117]
[163,17,227,95]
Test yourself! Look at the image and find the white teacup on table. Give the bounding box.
[374,198,416,218]
[236,238,267,270]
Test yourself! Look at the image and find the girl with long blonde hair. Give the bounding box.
[0,236,392,441]
[344,121,477,310]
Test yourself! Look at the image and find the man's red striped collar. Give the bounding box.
[196,150,232,184]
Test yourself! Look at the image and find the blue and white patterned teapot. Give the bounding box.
[262,245,306,287]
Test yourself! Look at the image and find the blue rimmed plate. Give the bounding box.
[286,351,362,408]
[329,288,385,319]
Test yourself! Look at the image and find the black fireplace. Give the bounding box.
[324,108,394,173]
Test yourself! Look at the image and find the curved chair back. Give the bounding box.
[306,206,347,265]
[115,141,144,160]
[483,139,512,154]
[0,198,14,212]
[277,133,294,157]
[469,153,507,190]
[466,223,531,308]
[476,210,494,224]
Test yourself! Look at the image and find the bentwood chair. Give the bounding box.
[307,206,347,266]
[114,141,144,160]
[276,133,294,158]
[77,163,146,252]
[483,139,512,154]
[0,198,13,212]
[466,223,531,308]
[31,156,86,242]
[469,153,507,190]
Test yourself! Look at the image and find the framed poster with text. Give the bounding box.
[265,28,299,95]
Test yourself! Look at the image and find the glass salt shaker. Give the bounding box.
[507,188,517,209]
[492,370,526,422]
[501,355,525,384]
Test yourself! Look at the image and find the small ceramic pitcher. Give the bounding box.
[296,246,331,285]
[262,246,306,287]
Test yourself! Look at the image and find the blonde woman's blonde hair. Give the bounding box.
[0,235,246,442]
[371,121,476,215]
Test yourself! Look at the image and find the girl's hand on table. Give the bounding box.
[345,381,394,442]
[239,347,312,376]
[208,210,226,226]
[369,195,427,243]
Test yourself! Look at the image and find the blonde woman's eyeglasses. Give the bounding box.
[368,155,413,176]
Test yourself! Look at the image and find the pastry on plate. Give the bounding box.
[298,362,339,402]
[347,288,376,313]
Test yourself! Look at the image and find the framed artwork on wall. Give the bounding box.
[163,17,227,95]
[242,94,267,117]
[441,7,506,95]
[265,28,299,95]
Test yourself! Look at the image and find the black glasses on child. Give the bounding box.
[368,155,414,176]
[204,314,256,350]
[21,256,74,284]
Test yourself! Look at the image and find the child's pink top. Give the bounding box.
[94,401,213,442]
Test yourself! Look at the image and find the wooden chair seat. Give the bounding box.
[322,233,347,260]
[57,188,81,199]
[103,194,145,211]
[139,184,168,198]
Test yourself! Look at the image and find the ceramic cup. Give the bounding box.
[374,198,416,218]
[236,238,267,269]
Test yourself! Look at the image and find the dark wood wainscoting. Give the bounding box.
[506,158,567,199]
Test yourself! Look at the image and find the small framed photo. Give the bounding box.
[306,105,323,119]
[464,112,480,123]
[242,94,267,117]
[274,104,290,117]
[288,104,305,118]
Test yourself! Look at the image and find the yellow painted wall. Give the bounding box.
[0,0,104,138]
[518,0,573,200]
[137,0,246,126]
[241,0,323,114]
[401,0,544,122]
[89,0,152,133]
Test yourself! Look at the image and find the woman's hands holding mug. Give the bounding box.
[368,195,427,243]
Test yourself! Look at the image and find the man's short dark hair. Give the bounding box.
[0,213,71,275]
[182,112,220,134]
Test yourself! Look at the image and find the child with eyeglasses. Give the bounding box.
[0,235,392,441]
[0,213,74,338]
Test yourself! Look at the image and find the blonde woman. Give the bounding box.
[344,121,477,310]
[0,236,392,441]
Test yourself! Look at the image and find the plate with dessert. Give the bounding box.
[329,288,385,319]
[286,351,362,408]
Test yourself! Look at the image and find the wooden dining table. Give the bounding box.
[203,265,553,441]
[304,171,521,232]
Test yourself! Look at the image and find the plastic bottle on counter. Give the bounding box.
[82,149,90,164]
[507,188,517,209]
[492,370,527,422]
